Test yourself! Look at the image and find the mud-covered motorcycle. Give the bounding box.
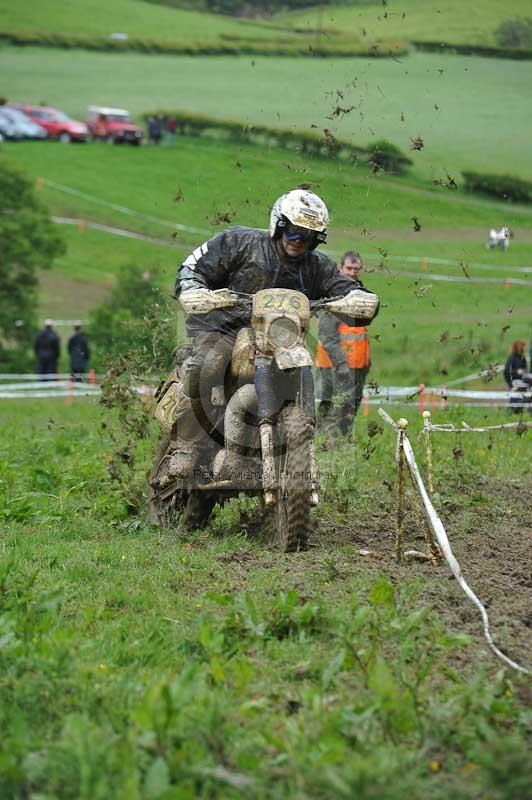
[149,287,370,551]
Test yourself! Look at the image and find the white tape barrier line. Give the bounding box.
[378,408,530,675]
[0,366,504,388]
[395,270,532,287]
[0,390,101,399]
[368,388,524,400]
[0,382,100,391]
[363,253,532,276]
[0,374,103,381]
[443,364,505,387]
[52,217,180,249]
[1,383,521,401]
[428,421,532,433]
[44,179,209,235]
[0,386,155,399]
[366,398,531,407]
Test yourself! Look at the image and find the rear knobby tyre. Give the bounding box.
[274,404,312,552]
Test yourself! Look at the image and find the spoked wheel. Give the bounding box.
[273,404,312,552]
[148,433,183,528]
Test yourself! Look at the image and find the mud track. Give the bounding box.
[322,478,532,671]
[208,477,532,674]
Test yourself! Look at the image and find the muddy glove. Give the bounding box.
[179,288,238,315]
[324,289,379,323]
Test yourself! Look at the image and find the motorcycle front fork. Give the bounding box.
[259,421,319,507]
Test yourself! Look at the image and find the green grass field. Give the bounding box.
[3,138,531,384]
[2,0,531,49]
[1,6,532,793]
[2,46,532,180]
[0,0,281,41]
[279,0,532,47]
[1,397,530,798]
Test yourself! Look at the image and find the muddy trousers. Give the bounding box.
[315,366,368,436]
[172,331,237,476]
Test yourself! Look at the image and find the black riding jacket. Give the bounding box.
[176,227,378,336]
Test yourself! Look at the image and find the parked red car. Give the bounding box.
[7,104,88,142]
[86,106,143,146]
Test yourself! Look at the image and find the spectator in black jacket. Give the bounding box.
[68,325,90,380]
[34,319,60,380]
[504,339,527,388]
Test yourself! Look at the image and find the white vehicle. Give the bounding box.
[486,226,511,251]
[86,106,142,145]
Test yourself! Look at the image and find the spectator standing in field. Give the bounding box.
[34,319,60,380]
[504,339,529,414]
[68,324,90,381]
[315,251,371,435]
[165,115,177,145]
[504,339,527,388]
[148,115,162,145]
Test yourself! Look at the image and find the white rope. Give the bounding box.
[52,216,182,249]
[427,420,531,433]
[43,179,209,235]
[378,408,531,675]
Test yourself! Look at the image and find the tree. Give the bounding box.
[0,162,65,369]
[88,264,176,373]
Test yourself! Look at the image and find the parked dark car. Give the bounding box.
[8,104,88,142]
[86,106,143,145]
[0,107,47,140]
[0,108,23,140]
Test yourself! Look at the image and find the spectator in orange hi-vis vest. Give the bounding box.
[315,251,371,435]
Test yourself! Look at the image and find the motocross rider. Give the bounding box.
[171,189,379,485]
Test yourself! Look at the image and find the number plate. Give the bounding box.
[253,289,309,317]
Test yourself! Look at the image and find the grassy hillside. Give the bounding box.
[0,0,279,40]
[278,0,532,47]
[3,139,531,385]
[2,47,532,181]
[1,397,531,798]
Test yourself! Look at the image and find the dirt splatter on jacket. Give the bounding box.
[176,227,378,336]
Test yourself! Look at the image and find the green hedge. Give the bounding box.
[144,109,412,173]
[0,29,409,58]
[413,40,532,60]
[462,171,532,203]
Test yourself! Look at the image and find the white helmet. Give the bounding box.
[270,189,329,248]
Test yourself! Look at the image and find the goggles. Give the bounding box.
[283,224,315,242]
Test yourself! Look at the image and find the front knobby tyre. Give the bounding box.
[273,404,312,552]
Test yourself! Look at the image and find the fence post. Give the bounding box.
[422,410,435,494]
[396,417,408,563]
[89,368,96,386]
[363,391,369,416]
[418,384,426,413]
[66,376,73,406]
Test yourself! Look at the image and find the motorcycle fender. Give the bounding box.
[274,346,313,370]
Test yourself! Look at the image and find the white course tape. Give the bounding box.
[364,253,532,276]
[52,217,181,249]
[0,390,101,399]
[378,408,530,675]
[44,179,209,235]
[427,420,532,433]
